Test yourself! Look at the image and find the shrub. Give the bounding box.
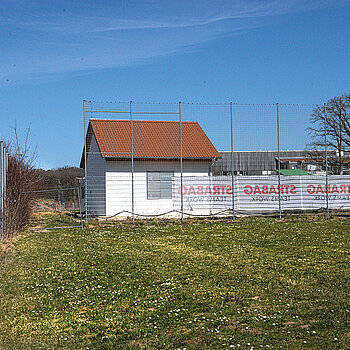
[3,153,40,238]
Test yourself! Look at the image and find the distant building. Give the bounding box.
[211,150,350,176]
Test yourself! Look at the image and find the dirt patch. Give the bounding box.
[128,340,147,348]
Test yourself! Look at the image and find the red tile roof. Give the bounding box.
[81,119,221,166]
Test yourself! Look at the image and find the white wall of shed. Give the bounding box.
[105,159,211,217]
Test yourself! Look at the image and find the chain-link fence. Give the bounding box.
[24,187,84,230]
[82,100,350,221]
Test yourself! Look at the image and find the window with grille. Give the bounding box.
[147,171,173,199]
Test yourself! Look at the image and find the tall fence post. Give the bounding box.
[277,103,282,219]
[324,103,329,218]
[77,186,84,229]
[4,146,7,235]
[179,101,183,222]
[58,180,62,212]
[230,102,235,219]
[130,101,135,224]
[0,141,4,238]
[4,148,7,236]
[83,100,88,225]
[0,142,8,239]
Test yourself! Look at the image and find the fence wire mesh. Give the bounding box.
[82,100,350,221]
[25,187,83,230]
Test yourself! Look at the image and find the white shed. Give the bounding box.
[80,119,221,217]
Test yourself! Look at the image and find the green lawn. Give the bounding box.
[0,216,349,349]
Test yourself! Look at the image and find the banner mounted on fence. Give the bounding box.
[173,175,350,214]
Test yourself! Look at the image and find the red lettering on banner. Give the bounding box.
[179,182,350,197]
[332,184,339,193]
[269,185,277,194]
[253,185,261,195]
[188,186,196,195]
[204,186,212,195]
[307,185,315,194]
[178,186,187,195]
[197,186,204,195]
[244,185,253,195]
[316,185,324,194]
[284,185,290,194]
[213,186,220,195]
[242,184,301,195]
[290,185,296,194]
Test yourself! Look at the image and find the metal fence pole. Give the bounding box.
[277,103,282,219]
[83,100,88,225]
[0,141,3,238]
[4,146,7,237]
[179,101,183,222]
[58,180,62,212]
[230,102,235,219]
[77,186,84,229]
[324,103,329,218]
[130,101,135,224]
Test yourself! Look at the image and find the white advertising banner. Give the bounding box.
[173,176,232,215]
[173,175,350,214]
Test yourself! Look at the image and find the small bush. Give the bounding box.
[3,154,40,238]
[1,125,42,240]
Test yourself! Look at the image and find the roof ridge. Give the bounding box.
[90,119,197,123]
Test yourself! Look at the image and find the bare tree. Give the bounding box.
[3,127,40,239]
[308,93,350,174]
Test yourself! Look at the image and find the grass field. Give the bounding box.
[0,215,349,349]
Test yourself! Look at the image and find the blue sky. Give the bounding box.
[1,0,349,169]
